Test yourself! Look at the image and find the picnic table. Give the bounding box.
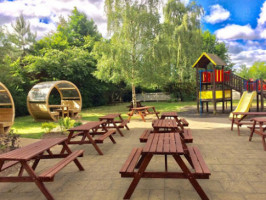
[249,117,266,150]
[127,100,144,111]
[99,113,129,137]
[139,119,193,143]
[120,132,211,200]
[160,111,189,127]
[49,105,70,118]
[231,112,266,135]
[128,106,160,122]
[0,137,84,200]
[67,121,116,155]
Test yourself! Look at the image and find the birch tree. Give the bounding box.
[93,0,161,106]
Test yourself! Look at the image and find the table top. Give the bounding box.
[99,113,121,120]
[131,106,154,111]
[161,112,178,117]
[68,121,104,131]
[0,138,67,161]
[251,117,266,123]
[152,119,178,128]
[143,132,184,154]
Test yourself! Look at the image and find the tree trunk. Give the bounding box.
[132,83,137,108]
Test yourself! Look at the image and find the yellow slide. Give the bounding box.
[229,91,256,119]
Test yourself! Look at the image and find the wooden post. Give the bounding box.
[230,89,233,111]
[196,65,199,113]
[222,66,225,113]
[261,78,264,111]
[213,66,216,114]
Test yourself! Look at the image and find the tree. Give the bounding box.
[236,64,250,79]
[248,62,266,79]
[94,0,161,106]
[9,14,36,57]
[202,30,231,70]
[159,0,203,82]
[57,7,102,47]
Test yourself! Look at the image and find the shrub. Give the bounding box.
[0,129,20,151]
[41,122,57,133]
[58,117,76,132]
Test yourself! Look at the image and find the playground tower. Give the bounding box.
[192,52,232,114]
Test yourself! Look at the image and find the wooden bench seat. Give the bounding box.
[180,118,189,126]
[139,129,193,143]
[39,150,84,182]
[183,129,193,143]
[116,120,129,128]
[120,147,143,177]
[95,130,116,143]
[139,129,152,143]
[187,146,210,178]
[0,160,19,172]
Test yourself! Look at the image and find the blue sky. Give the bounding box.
[0,0,266,68]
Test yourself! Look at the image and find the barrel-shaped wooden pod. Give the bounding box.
[27,81,82,121]
[0,82,15,134]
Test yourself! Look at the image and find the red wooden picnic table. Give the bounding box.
[231,112,266,135]
[120,132,210,200]
[160,111,189,127]
[67,121,116,155]
[249,117,266,150]
[128,106,160,122]
[99,113,129,137]
[0,137,84,200]
[152,119,181,133]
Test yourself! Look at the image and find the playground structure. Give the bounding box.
[193,52,266,114]
[0,82,15,134]
[27,80,82,121]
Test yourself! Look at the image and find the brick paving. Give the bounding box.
[1,113,266,200]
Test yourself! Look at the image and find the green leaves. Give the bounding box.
[237,62,266,79]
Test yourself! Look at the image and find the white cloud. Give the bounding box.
[230,49,266,67]
[215,24,257,40]
[257,1,266,27]
[205,4,230,24]
[0,0,106,38]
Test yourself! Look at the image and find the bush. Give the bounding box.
[58,117,76,132]
[41,122,57,133]
[0,129,20,152]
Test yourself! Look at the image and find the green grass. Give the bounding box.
[12,99,260,139]
[12,101,196,139]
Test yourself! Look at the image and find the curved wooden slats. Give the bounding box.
[27,80,82,121]
[0,82,15,134]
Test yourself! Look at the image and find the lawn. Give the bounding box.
[11,99,257,139]
[12,101,196,139]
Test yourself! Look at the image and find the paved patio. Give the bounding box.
[1,112,266,200]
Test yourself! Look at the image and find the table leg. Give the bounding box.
[85,131,104,155]
[165,155,168,172]
[152,107,159,119]
[231,115,235,131]
[138,111,146,122]
[123,153,153,199]
[62,142,84,170]
[21,161,55,200]
[128,110,134,121]
[120,115,130,130]
[112,121,124,137]
[249,121,256,141]
[173,155,209,200]
[262,135,266,151]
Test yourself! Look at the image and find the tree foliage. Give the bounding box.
[237,62,266,80]
[94,0,161,105]
[9,14,36,57]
